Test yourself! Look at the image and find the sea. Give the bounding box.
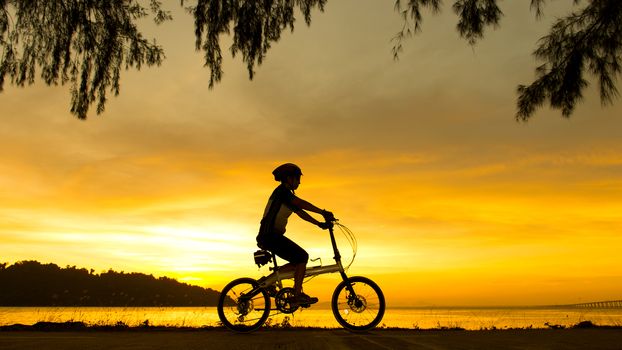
[1,307,621,330]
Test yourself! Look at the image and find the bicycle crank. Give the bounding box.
[275,287,299,314]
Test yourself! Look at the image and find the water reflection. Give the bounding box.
[1,307,621,329]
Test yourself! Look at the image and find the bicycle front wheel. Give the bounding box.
[331,276,385,331]
[217,277,270,332]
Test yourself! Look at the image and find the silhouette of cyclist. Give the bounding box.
[257,163,334,306]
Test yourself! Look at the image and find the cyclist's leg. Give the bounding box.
[273,262,305,297]
[258,235,296,274]
[293,263,306,296]
[262,235,310,298]
[275,262,296,273]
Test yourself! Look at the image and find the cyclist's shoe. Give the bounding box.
[295,293,318,307]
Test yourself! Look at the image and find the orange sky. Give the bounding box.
[1,1,621,306]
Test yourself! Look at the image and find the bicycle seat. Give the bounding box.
[253,249,272,267]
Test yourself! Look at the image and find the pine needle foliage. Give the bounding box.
[1,1,621,120]
[0,0,170,119]
[516,0,622,120]
[392,0,622,120]
[189,0,326,88]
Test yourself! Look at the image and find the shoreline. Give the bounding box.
[1,319,620,332]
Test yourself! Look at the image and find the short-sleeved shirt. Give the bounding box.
[257,184,301,242]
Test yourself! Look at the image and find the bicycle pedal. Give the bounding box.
[287,299,311,308]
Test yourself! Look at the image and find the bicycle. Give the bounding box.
[217,220,385,332]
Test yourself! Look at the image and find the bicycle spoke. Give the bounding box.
[218,278,271,332]
[332,276,385,330]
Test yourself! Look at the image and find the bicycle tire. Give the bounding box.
[217,277,271,332]
[331,276,385,331]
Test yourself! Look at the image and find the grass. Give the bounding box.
[1,320,621,332]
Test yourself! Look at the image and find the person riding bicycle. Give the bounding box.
[257,163,334,306]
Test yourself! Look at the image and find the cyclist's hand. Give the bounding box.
[317,222,332,230]
[321,210,335,222]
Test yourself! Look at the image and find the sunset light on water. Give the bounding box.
[2,307,622,330]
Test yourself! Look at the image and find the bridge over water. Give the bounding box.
[554,300,622,309]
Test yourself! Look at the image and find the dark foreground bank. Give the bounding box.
[1,327,622,350]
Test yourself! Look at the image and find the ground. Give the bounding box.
[1,328,622,350]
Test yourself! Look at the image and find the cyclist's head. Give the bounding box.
[272,163,303,182]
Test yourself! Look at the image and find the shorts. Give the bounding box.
[257,234,309,264]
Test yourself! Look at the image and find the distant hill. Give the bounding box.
[0,261,223,306]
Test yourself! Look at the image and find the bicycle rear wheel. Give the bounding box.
[331,276,385,331]
[217,277,270,332]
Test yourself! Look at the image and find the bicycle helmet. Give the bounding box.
[272,163,303,181]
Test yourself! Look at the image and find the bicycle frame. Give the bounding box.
[260,261,343,287]
[246,223,356,301]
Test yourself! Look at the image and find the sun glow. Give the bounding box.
[2,145,622,305]
[2,1,622,307]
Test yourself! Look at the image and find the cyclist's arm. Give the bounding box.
[291,197,328,216]
[294,209,323,227]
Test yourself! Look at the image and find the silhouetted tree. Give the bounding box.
[189,0,326,88]
[515,0,622,120]
[0,261,223,306]
[0,0,170,119]
[1,0,621,120]
[392,0,622,120]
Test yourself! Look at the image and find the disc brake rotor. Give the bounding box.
[348,294,367,313]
